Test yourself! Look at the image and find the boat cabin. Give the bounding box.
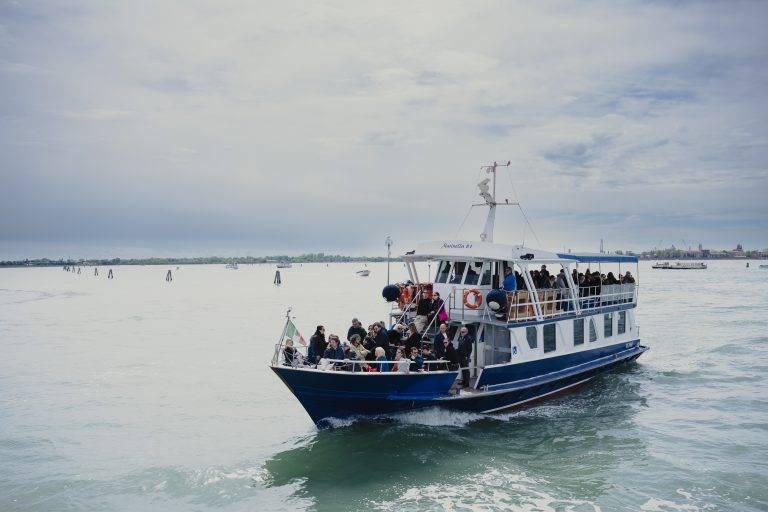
[394,240,639,388]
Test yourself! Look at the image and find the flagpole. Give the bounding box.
[271,308,292,365]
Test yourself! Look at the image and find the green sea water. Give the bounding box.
[1,261,766,511]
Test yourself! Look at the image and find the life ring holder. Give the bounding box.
[463,288,483,310]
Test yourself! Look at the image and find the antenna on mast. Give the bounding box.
[477,161,513,242]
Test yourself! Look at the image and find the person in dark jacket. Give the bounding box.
[282,339,297,366]
[421,343,436,370]
[347,318,367,343]
[404,323,421,354]
[322,335,344,366]
[310,325,326,363]
[456,326,474,387]
[414,292,433,332]
[441,336,459,371]
[373,322,389,350]
[433,323,450,359]
[388,323,404,357]
[409,346,424,372]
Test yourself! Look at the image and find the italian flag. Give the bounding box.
[285,319,306,346]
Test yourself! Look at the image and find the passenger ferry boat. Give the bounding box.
[652,261,706,270]
[270,162,648,426]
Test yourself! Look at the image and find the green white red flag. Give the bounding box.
[285,319,306,346]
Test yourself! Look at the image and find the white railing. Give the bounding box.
[578,283,636,311]
[276,345,458,373]
[503,283,637,322]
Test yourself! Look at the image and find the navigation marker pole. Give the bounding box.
[385,236,393,285]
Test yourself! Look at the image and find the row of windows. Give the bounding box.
[525,311,627,353]
[435,260,514,286]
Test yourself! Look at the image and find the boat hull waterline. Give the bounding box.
[271,342,647,426]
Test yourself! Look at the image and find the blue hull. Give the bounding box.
[271,341,647,426]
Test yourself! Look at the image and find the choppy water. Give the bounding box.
[1,261,767,511]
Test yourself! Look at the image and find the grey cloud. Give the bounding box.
[1,0,767,258]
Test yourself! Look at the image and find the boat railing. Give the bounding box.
[577,283,636,311]
[506,290,546,322]
[503,283,637,322]
[276,347,457,373]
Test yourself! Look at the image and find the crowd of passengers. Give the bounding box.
[500,264,636,296]
[282,318,474,388]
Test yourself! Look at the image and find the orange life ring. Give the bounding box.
[463,289,483,309]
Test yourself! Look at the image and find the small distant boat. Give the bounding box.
[355,269,371,277]
[652,261,707,270]
[759,264,768,269]
[225,261,239,270]
[276,262,292,269]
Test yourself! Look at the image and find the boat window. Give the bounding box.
[526,326,537,349]
[435,261,451,283]
[450,262,467,284]
[574,318,584,345]
[543,323,556,353]
[465,261,482,285]
[589,318,597,342]
[491,262,501,289]
[618,311,626,334]
[604,313,613,338]
[484,325,511,365]
[480,261,493,286]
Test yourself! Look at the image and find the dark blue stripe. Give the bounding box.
[475,339,640,389]
[505,302,635,327]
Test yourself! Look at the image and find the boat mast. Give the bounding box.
[478,161,513,242]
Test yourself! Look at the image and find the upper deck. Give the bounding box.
[395,239,638,328]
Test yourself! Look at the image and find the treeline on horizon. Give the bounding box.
[0,253,400,268]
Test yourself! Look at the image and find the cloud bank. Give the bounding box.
[1,1,766,258]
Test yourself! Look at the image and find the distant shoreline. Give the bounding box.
[0,254,402,268]
[2,254,765,268]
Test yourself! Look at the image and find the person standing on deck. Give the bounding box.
[433,323,450,359]
[414,292,433,332]
[503,267,517,293]
[310,326,326,364]
[347,318,367,343]
[457,326,474,388]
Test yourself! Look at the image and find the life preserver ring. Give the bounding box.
[463,288,482,309]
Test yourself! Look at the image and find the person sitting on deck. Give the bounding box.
[503,267,517,293]
[405,323,421,354]
[374,346,389,372]
[388,323,404,354]
[347,318,367,343]
[322,335,344,366]
[393,347,410,372]
[282,339,297,366]
[373,323,389,351]
[433,323,450,359]
[421,343,436,370]
[310,325,326,363]
[409,346,424,372]
[348,334,369,361]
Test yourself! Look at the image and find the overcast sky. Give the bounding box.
[1,1,767,259]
